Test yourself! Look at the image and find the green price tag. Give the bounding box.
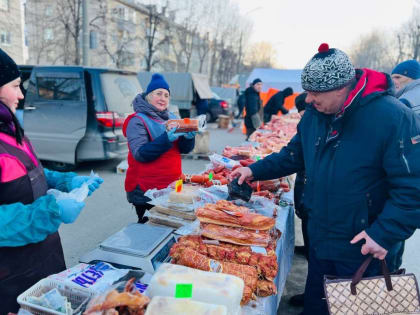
[208,172,214,181]
[256,156,261,161]
[175,283,193,298]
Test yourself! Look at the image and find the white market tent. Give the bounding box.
[245,68,303,93]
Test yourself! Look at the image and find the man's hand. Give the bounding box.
[230,167,253,185]
[350,230,388,260]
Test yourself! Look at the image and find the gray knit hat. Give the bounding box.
[301,43,355,92]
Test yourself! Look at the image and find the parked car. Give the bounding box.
[17,65,141,171]
[206,92,231,122]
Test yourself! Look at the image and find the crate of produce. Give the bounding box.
[17,278,94,315]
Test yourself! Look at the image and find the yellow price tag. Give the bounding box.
[175,179,183,193]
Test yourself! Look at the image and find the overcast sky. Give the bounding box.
[233,0,416,69]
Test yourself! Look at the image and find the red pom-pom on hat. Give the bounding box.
[318,43,329,53]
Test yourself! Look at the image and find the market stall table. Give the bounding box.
[242,190,295,314]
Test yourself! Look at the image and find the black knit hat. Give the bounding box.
[252,78,262,86]
[301,43,355,92]
[0,48,20,87]
[295,92,309,112]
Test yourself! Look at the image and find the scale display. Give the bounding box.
[79,223,175,274]
[151,236,176,271]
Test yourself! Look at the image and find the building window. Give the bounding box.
[0,0,8,11]
[45,5,53,16]
[112,7,125,20]
[44,29,53,41]
[121,51,135,67]
[0,30,11,45]
[90,31,98,49]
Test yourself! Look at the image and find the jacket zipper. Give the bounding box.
[400,140,411,174]
[311,136,322,180]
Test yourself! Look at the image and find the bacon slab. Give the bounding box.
[196,207,275,230]
[170,235,279,280]
[200,223,272,247]
[170,247,257,305]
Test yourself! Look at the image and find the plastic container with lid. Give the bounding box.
[145,296,227,315]
[147,263,244,315]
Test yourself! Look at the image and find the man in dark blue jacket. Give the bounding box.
[244,78,263,139]
[232,43,420,314]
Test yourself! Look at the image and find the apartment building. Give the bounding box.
[24,0,192,72]
[0,0,25,63]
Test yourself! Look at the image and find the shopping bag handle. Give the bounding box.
[350,255,393,295]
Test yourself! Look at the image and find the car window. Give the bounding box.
[36,77,82,101]
[100,72,141,113]
[212,92,220,100]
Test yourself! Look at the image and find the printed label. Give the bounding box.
[71,262,112,288]
[251,246,267,255]
[209,259,222,272]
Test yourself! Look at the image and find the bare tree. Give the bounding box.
[244,41,278,69]
[143,4,170,71]
[197,32,210,73]
[90,1,142,69]
[349,30,397,73]
[25,1,66,65]
[55,0,83,65]
[401,8,420,60]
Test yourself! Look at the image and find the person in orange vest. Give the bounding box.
[123,74,196,223]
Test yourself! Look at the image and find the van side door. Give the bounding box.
[23,68,87,165]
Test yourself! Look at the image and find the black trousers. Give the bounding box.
[0,233,66,313]
[245,126,256,140]
[135,203,153,223]
[300,213,309,260]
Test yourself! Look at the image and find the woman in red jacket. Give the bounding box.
[123,74,196,223]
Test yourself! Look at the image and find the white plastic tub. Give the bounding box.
[147,263,244,315]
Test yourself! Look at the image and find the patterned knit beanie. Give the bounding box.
[301,43,355,92]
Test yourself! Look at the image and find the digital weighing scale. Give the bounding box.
[79,223,176,274]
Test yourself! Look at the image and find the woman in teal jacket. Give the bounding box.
[0,48,103,313]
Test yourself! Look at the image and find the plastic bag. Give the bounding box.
[166,115,207,132]
[235,195,279,218]
[209,153,240,170]
[145,187,196,213]
[174,219,201,236]
[193,186,229,209]
[227,178,252,202]
[84,276,150,314]
[48,262,130,293]
[47,170,100,202]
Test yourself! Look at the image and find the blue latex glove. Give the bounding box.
[184,131,197,139]
[166,128,186,142]
[57,199,85,224]
[71,176,103,196]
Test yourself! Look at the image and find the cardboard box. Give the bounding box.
[218,115,230,129]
